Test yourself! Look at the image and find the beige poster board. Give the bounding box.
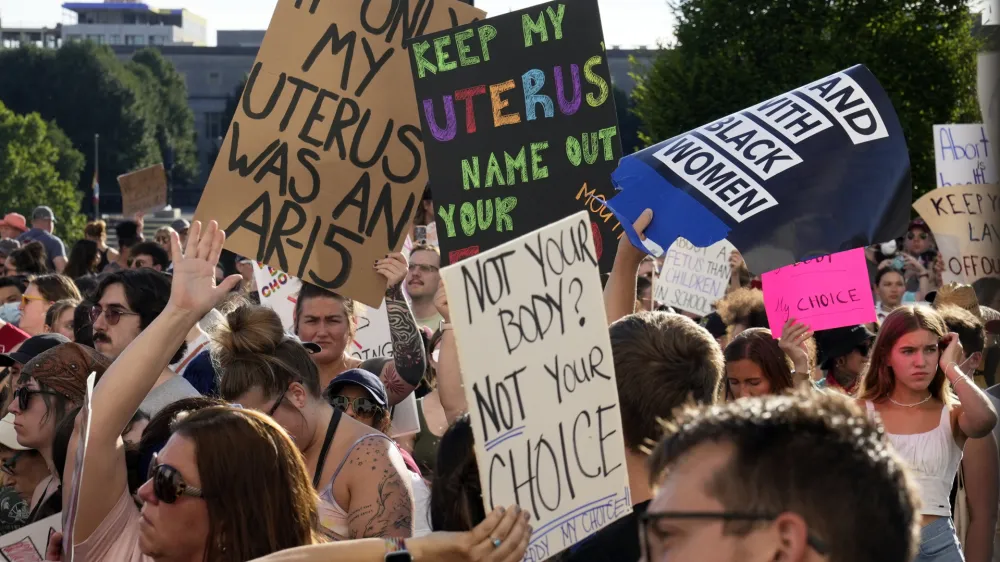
[654,238,733,316]
[117,164,167,216]
[441,212,631,561]
[193,0,484,307]
[914,184,1000,284]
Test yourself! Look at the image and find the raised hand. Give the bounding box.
[778,318,813,377]
[168,221,242,318]
[940,332,966,378]
[434,278,450,323]
[375,252,409,288]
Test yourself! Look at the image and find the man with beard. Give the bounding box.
[91,269,199,416]
[405,244,443,331]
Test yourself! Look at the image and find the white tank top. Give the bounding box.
[866,401,962,517]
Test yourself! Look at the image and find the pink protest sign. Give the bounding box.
[762,248,876,338]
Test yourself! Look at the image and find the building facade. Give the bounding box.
[62,1,207,47]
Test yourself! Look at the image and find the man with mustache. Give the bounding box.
[405,244,443,331]
[91,269,199,417]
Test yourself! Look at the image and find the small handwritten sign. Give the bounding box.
[762,247,875,338]
[441,211,630,562]
[117,164,168,216]
[934,124,997,187]
[654,238,733,316]
[913,184,1000,283]
[0,513,61,562]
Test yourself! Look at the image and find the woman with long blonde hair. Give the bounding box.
[857,305,997,561]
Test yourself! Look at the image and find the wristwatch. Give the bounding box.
[385,538,412,561]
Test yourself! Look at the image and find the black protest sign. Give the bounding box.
[606,65,912,275]
[441,212,631,562]
[193,0,484,307]
[408,0,622,273]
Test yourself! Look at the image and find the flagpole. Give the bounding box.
[93,133,100,219]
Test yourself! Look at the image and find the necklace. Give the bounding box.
[888,394,933,407]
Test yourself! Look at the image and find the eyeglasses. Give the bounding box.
[639,511,829,559]
[267,387,287,417]
[13,387,64,411]
[407,264,440,274]
[147,453,205,504]
[89,304,140,326]
[330,395,380,417]
[1,452,24,476]
[20,294,48,308]
[906,232,928,241]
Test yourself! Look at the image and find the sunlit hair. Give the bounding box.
[44,298,80,331]
[84,220,107,242]
[857,305,952,405]
[723,328,794,398]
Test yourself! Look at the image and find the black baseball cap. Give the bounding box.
[814,325,875,370]
[0,333,71,367]
[324,369,387,407]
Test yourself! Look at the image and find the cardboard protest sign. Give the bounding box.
[441,212,630,561]
[61,372,95,562]
[762,248,875,338]
[117,164,167,216]
[194,0,485,308]
[409,0,622,273]
[654,238,734,316]
[0,513,60,561]
[934,124,997,187]
[913,184,1000,284]
[606,65,911,275]
[253,262,392,357]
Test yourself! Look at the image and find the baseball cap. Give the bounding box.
[325,369,387,407]
[0,333,70,367]
[0,414,28,451]
[814,325,875,370]
[171,218,191,232]
[22,342,112,404]
[31,206,56,223]
[0,213,27,234]
[0,324,29,356]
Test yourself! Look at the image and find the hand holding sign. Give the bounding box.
[777,318,813,376]
[375,252,409,290]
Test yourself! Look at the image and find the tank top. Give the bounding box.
[866,401,963,516]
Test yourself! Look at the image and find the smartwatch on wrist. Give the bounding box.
[385,538,412,561]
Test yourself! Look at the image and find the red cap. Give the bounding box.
[0,213,27,234]
[0,323,30,355]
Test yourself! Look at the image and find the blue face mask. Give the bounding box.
[0,302,21,325]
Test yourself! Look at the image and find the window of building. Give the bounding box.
[204,112,225,141]
[208,71,221,87]
[87,34,104,44]
[151,35,165,45]
[109,34,121,45]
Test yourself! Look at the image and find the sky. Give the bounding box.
[0,0,677,48]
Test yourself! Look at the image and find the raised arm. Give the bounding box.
[942,334,999,441]
[603,209,653,325]
[375,252,426,406]
[433,279,467,424]
[345,436,415,539]
[73,221,241,542]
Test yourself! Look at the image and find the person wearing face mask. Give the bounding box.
[0,276,28,327]
[858,306,998,560]
[10,341,111,523]
[813,325,875,394]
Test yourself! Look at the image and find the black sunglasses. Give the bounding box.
[89,304,140,326]
[640,511,829,558]
[13,387,64,412]
[1,451,24,476]
[147,453,205,504]
[330,395,380,417]
[267,387,288,417]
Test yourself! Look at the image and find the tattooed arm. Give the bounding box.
[375,253,426,406]
[345,436,415,539]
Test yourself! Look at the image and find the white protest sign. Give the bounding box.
[442,212,631,562]
[934,124,997,187]
[388,393,420,438]
[0,513,60,561]
[253,262,302,331]
[654,238,734,316]
[350,304,392,362]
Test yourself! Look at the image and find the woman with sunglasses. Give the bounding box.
[812,324,874,394]
[858,305,998,561]
[17,274,80,337]
[216,304,416,541]
[10,341,108,524]
[67,221,529,562]
[902,218,944,294]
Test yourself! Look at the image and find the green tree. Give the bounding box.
[0,102,85,242]
[633,0,981,198]
[45,120,86,188]
[614,86,643,155]
[0,42,162,214]
[128,48,199,188]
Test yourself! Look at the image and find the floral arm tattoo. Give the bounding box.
[382,283,425,406]
[346,437,414,539]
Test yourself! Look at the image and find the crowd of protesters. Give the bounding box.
[0,194,994,562]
